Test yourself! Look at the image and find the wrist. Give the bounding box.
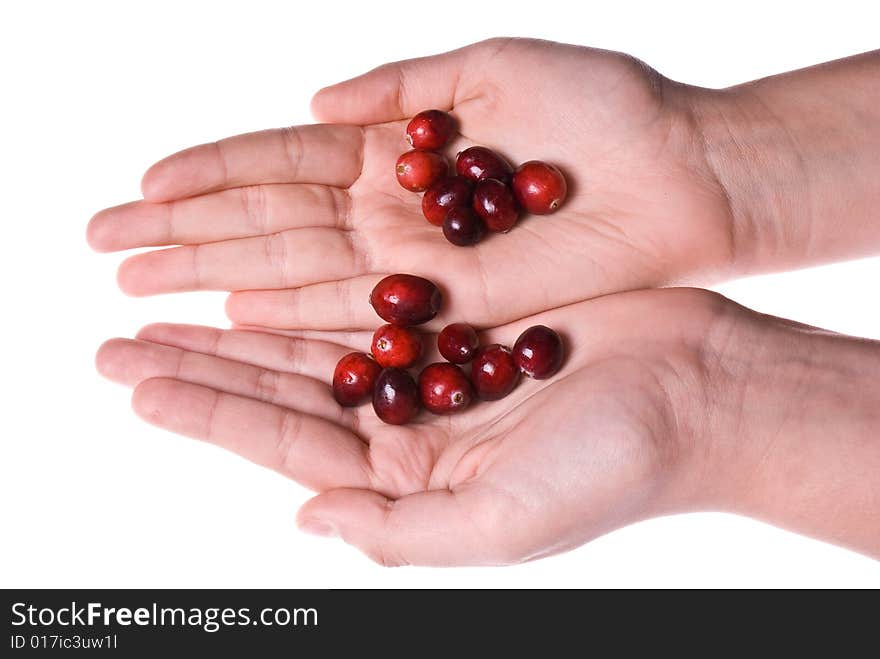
[692,50,880,278]
[695,303,880,554]
[690,85,811,277]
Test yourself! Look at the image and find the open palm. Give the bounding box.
[97,288,725,566]
[88,38,734,331]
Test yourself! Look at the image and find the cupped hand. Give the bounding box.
[88,38,734,331]
[96,288,741,566]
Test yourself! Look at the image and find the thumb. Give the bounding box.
[310,38,511,125]
[296,484,521,567]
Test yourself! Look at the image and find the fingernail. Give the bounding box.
[299,518,338,538]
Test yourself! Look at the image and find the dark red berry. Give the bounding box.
[369,274,442,326]
[406,110,455,150]
[418,363,474,415]
[472,178,519,232]
[396,150,448,192]
[422,176,473,226]
[332,352,382,407]
[513,325,564,379]
[511,161,567,214]
[373,368,420,425]
[442,207,485,246]
[371,324,423,368]
[438,323,479,364]
[455,146,512,183]
[470,344,519,401]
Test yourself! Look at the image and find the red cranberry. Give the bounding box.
[418,363,474,415]
[422,176,473,226]
[470,344,519,401]
[472,178,519,232]
[438,323,479,364]
[513,325,564,379]
[332,352,382,407]
[396,150,448,192]
[371,324,423,368]
[373,368,420,425]
[511,161,567,214]
[455,146,512,183]
[406,110,455,150]
[369,274,442,326]
[442,207,485,246]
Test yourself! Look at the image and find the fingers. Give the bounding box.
[311,40,505,124]
[88,184,350,252]
[96,337,343,424]
[116,228,366,295]
[225,276,381,330]
[132,378,372,492]
[140,124,364,203]
[296,484,520,567]
[230,324,374,354]
[133,323,348,381]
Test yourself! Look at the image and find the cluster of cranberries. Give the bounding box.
[332,273,564,425]
[395,110,568,246]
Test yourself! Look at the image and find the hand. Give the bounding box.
[96,288,736,565]
[97,287,880,564]
[87,38,735,330]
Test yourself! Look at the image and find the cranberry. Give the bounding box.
[472,178,519,232]
[455,146,512,183]
[332,352,382,407]
[511,161,567,214]
[513,325,564,379]
[419,363,473,415]
[422,176,473,226]
[438,323,479,364]
[369,274,442,326]
[396,150,448,192]
[373,368,420,425]
[470,344,519,401]
[442,207,485,246]
[371,323,423,368]
[406,110,455,150]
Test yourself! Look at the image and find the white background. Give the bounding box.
[2,0,879,588]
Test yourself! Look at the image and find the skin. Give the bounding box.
[87,38,736,330]
[89,39,880,565]
[95,289,880,565]
[86,41,880,328]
